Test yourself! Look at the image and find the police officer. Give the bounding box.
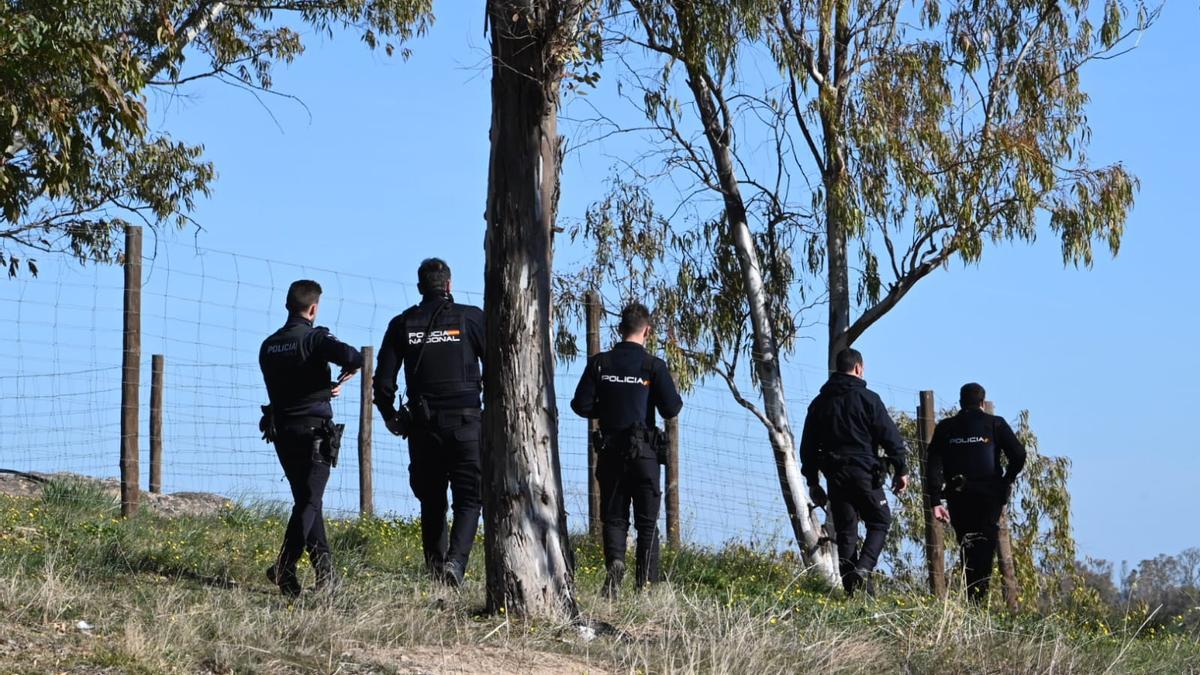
[571,302,683,598]
[374,258,485,587]
[926,382,1027,603]
[259,280,362,597]
[800,348,908,596]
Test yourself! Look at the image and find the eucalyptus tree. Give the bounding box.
[770,0,1154,366]
[563,0,1150,581]
[1,0,432,277]
[482,0,596,619]
[561,0,841,582]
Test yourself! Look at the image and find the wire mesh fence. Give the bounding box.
[0,234,952,549]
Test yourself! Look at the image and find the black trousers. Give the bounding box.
[948,490,1006,603]
[274,425,331,576]
[408,409,483,572]
[827,466,892,591]
[597,446,661,586]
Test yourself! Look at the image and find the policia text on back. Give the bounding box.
[258,279,362,597]
[373,258,485,588]
[571,302,683,599]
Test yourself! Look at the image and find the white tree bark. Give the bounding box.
[683,62,840,585]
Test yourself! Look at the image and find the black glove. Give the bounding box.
[809,484,828,509]
[385,408,411,438]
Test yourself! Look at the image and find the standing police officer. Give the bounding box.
[374,259,485,587]
[926,382,1026,603]
[259,280,362,597]
[571,302,683,598]
[799,348,908,596]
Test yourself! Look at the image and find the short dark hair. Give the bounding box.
[417,258,452,296]
[618,302,652,338]
[285,279,322,314]
[960,382,986,408]
[835,348,863,374]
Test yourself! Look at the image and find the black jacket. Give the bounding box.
[259,317,363,419]
[570,341,682,432]
[926,407,1027,503]
[799,372,908,485]
[374,294,485,418]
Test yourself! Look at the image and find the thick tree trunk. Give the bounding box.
[683,60,839,585]
[481,0,579,620]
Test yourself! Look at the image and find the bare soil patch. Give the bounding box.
[355,645,612,674]
[0,471,231,518]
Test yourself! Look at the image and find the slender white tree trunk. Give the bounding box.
[684,62,840,585]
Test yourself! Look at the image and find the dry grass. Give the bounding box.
[0,480,1195,674]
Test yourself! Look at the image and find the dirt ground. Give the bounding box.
[0,470,231,518]
[353,645,611,675]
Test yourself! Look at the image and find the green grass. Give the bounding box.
[0,480,1196,673]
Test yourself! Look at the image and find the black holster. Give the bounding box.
[259,404,277,444]
[600,424,666,463]
[313,420,344,468]
[870,462,887,490]
[648,426,669,465]
[407,395,434,429]
[948,474,1009,503]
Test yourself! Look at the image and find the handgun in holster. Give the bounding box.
[312,419,344,468]
[259,404,277,444]
[591,428,609,455]
[871,462,888,490]
[650,426,669,465]
[408,395,434,429]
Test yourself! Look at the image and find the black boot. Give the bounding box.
[843,567,874,598]
[442,560,465,588]
[312,552,338,594]
[268,561,302,597]
[603,559,626,599]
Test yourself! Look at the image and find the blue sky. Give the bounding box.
[7,2,1196,565]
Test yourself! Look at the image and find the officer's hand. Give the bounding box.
[891,473,910,495]
[932,504,950,524]
[337,368,358,384]
[385,411,410,438]
[809,484,828,509]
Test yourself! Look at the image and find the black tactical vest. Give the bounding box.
[594,351,656,431]
[401,301,481,399]
[942,411,1003,480]
[260,321,332,417]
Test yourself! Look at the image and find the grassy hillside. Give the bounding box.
[0,478,1196,674]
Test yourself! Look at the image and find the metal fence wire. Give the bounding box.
[0,236,947,549]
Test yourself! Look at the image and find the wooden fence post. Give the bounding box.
[585,290,602,539]
[985,400,1020,611]
[918,390,946,597]
[149,354,163,494]
[665,410,681,549]
[359,346,375,517]
[120,225,142,517]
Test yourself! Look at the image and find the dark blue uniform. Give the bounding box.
[375,294,485,579]
[571,341,682,588]
[799,372,907,594]
[259,317,362,594]
[926,407,1026,602]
